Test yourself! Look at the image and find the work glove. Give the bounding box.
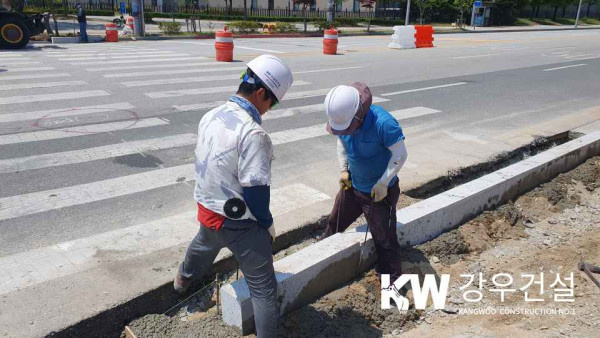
[267,224,276,242]
[371,182,388,202]
[339,171,352,191]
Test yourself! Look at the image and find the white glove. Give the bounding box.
[371,182,388,202]
[267,225,276,241]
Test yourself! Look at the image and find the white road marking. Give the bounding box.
[173,101,224,112]
[444,131,488,145]
[70,56,208,65]
[0,54,23,57]
[177,41,285,54]
[282,88,332,100]
[0,58,31,61]
[0,102,134,123]
[0,73,70,81]
[0,80,86,91]
[1,66,56,72]
[48,51,175,57]
[103,66,245,78]
[295,66,365,74]
[122,74,241,87]
[381,82,468,96]
[0,61,41,65]
[145,81,310,99]
[264,96,390,121]
[0,134,197,174]
[0,90,110,105]
[58,53,189,61]
[0,118,168,145]
[543,63,587,71]
[389,107,442,120]
[87,61,230,72]
[0,183,329,295]
[453,53,500,59]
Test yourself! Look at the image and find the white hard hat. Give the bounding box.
[325,85,360,131]
[247,55,293,102]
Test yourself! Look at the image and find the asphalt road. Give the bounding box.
[1,30,599,337]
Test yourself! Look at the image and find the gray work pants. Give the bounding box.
[179,219,278,338]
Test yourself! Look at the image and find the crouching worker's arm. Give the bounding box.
[371,140,408,202]
[337,139,352,190]
[243,186,275,240]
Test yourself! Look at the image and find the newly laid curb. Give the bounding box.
[221,131,600,335]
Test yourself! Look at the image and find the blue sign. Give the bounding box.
[474,1,483,7]
[119,1,126,14]
[132,2,139,17]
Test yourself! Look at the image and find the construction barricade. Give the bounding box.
[388,25,416,49]
[415,25,434,48]
[215,26,234,62]
[105,23,118,42]
[323,27,338,55]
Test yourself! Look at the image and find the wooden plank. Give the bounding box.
[124,326,138,338]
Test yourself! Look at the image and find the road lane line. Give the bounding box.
[0,183,329,295]
[0,102,134,123]
[48,51,175,57]
[295,66,365,74]
[0,80,87,91]
[87,61,231,72]
[145,81,310,99]
[0,90,110,105]
[264,96,390,121]
[381,82,468,96]
[543,63,587,71]
[103,66,246,78]
[0,73,71,81]
[122,74,241,87]
[70,56,208,65]
[0,134,197,174]
[0,61,41,65]
[388,107,442,120]
[2,67,56,72]
[58,53,189,61]
[452,53,500,59]
[177,41,285,54]
[0,118,168,145]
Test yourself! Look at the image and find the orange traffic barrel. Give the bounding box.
[215,26,234,62]
[323,27,338,55]
[105,23,118,42]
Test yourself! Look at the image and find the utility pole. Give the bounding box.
[574,0,583,28]
[405,0,411,25]
[327,0,333,23]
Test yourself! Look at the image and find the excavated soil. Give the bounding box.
[124,157,600,338]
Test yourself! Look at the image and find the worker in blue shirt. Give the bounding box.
[321,82,408,280]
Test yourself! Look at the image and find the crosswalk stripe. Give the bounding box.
[48,51,175,57]
[0,61,41,65]
[0,102,134,123]
[389,107,442,119]
[103,66,246,78]
[381,82,468,96]
[122,74,241,87]
[58,53,189,61]
[0,183,329,294]
[87,61,231,72]
[0,90,109,105]
[145,80,311,99]
[2,66,56,72]
[0,58,30,61]
[0,54,23,57]
[0,73,70,81]
[0,80,87,91]
[172,101,224,112]
[264,96,390,121]
[282,88,332,101]
[0,133,197,174]
[71,56,208,65]
[0,118,168,145]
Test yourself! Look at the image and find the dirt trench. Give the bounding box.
[124,156,600,338]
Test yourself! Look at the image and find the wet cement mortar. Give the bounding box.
[124,157,600,338]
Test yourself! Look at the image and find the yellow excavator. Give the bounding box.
[0,0,44,49]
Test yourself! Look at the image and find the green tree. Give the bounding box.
[293,0,316,32]
[359,0,375,31]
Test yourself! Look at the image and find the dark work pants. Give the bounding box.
[179,219,278,338]
[322,180,402,279]
[79,22,88,42]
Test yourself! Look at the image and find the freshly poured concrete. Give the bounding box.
[220,131,600,335]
